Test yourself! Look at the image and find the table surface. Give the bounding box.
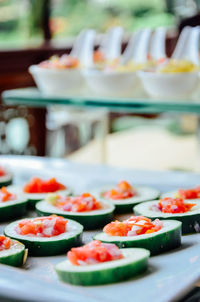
[2,87,200,114]
[1,155,200,302]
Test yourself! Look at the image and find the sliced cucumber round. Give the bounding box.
[36,200,115,230]
[161,191,200,201]
[0,239,27,267]
[94,220,181,255]
[0,195,28,222]
[0,173,13,188]
[92,185,160,213]
[134,200,200,234]
[4,218,83,256]
[7,185,72,209]
[55,248,150,286]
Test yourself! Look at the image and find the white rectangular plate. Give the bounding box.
[1,155,200,302]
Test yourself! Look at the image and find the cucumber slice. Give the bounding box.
[0,173,13,188]
[92,185,160,213]
[4,218,83,256]
[55,248,150,286]
[0,240,27,267]
[36,200,115,230]
[134,200,200,234]
[7,185,72,209]
[94,220,181,255]
[0,194,28,222]
[161,191,200,201]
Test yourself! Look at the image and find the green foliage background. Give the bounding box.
[0,0,177,47]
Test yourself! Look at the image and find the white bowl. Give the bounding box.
[138,70,199,99]
[29,65,85,96]
[83,69,141,98]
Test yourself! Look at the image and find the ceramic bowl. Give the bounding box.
[138,70,199,99]
[29,65,85,96]
[83,69,141,98]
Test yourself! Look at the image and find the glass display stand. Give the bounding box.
[2,87,200,168]
[3,87,200,114]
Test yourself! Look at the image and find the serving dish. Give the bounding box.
[83,69,141,98]
[29,65,85,96]
[138,70,199,99]
[1,155,200,302]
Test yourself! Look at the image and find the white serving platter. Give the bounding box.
[1,155,200,302]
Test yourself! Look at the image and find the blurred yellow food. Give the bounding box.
[116,61,145,72]
[159,59,198,73]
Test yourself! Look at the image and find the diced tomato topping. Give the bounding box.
[67,240,123,266]
[104,181,137,200]
[39,55,79,69]
[16,215,67,237]
[23,177,66,193]
[0,187,16,202]
[54,193,102,212]
[93,50,105,63]
[0,235,11,251]
[104,216,163,237]
[0,166,6,177]
[157,57,167,64]
[158,197,196,213]
[178,187,200,199]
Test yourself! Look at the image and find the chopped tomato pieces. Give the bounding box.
[178,187,200,199]
[16,215,67,237]
[0,166,6,177]
[93,50,105,63]
[24,177,66,193]
[104,181,136,200]
[0,187,16,202]
[39,55,79,69]
[0,235,11,251]
[67,240,123,266]
[104,216,163,237]
[158,197,195,213]
[52,193,102,212]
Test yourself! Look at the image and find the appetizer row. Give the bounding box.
[1,170,200,233]
[0,213,180,286]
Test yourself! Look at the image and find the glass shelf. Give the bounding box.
[2,87,200,114]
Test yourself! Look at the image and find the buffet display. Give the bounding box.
[1,160,200,291]
[29,26,200,99]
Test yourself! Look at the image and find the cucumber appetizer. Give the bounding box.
[36,193,115,229]
[0,187,28,221]
[161,186,200,200]
[94,216,181,255]
[92,180,160,213]
[0,235,27,267]
[4,215,83,256]
[134,197,200,234]
[0,166,12,188]
[9,177,71,208]
[55,240,150,285]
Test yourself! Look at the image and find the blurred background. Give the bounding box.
[0,0,200,172]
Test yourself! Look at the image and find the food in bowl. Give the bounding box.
[29,54,84,96]
[138,59,199,98]
[39,55,80,69]
[157,59,198,73]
